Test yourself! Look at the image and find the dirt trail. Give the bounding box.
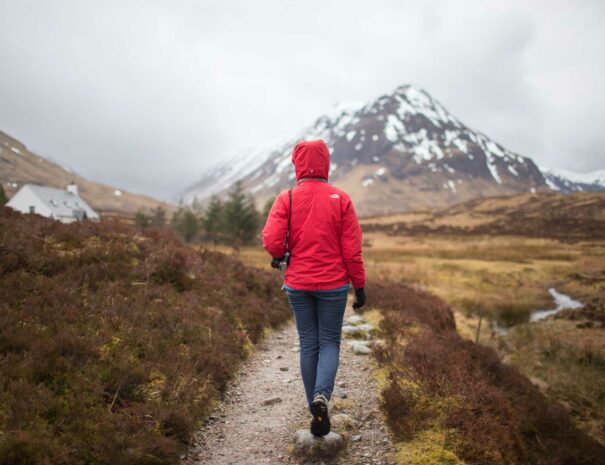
[183,305,396,465]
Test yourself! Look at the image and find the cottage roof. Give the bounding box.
[24,184,99,220]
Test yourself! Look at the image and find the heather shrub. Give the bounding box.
[0,207,291,464]
[367,280,605,465]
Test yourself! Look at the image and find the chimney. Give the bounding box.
[67,182,78,196]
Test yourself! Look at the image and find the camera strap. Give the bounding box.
[284,188,292,254]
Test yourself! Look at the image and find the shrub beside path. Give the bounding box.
[184,304,396,465]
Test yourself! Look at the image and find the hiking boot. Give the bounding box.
[310,393,330,437]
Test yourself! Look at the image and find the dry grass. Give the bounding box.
[359,231,605,448]
[505,320,605,445]
[361,232,604,325]
[367,281,605,465]
[361,191,605,240]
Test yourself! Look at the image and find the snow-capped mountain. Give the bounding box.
[541,168,605,192]
[180,85,603,216]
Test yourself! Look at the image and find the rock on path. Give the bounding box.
[183,305,395,465]
[293,430,344,458]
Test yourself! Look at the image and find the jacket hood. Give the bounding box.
[292,139,330,182]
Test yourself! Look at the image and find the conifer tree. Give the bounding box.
[0,185,7,206]
[171,208,200,243]
[202,196,224,244]
[262,196,275,227]
[150,207,166,228]
[134,210,152,228]
[222,181,260,246]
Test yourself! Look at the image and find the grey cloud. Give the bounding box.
[0,0,603,199]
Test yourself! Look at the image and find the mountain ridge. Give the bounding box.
[541,167,605,192]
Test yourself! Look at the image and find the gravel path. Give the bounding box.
[183,304,396,465]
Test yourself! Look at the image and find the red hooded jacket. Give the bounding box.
[261,140,366,290]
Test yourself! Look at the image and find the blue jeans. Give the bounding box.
[285,289,348,409]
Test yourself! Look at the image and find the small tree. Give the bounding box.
[150,206,166,228]
[222,181,260,247]
[0,185,7,206]
[134,210,152,229]
[262,196,276,227]
[172,208,200,243]
[202,196,224,244]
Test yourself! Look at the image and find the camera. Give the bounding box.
[270,252,290,271]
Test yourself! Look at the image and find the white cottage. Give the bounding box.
[6,183,99,223]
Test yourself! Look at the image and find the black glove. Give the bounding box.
[352,287,366,310]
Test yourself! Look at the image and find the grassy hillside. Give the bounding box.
[0,207,291,465]
[360,233,604,325]
[354,192,605,450]
[362,191,605,240]
[367,281,605,464]
[0,130,175,215]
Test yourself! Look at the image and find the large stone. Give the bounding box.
[344,315,365,326]
[293,429,344,457]
[341,325,362,337]
[332,385,348,399]
[331,413,357,431]
[262,397,282,406]
[357,323,375,333]
[330,397,353,413]
[349,340,372,355]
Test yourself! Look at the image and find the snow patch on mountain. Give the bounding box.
[179,139,285,203]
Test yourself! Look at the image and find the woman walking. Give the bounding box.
[262,139,366,437]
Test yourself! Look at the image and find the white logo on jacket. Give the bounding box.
[330,193,340,199]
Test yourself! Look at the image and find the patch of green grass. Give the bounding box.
[495,304,531,327]
[393,429,466,465]
[507,322,605,444]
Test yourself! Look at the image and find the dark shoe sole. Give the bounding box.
[310,399,330,437]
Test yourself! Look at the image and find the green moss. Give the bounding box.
[393,429,465,465]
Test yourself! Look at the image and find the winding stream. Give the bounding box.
[530,288,583,322]
[491,288,583,335]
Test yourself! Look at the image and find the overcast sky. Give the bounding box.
[1,0,603,199]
